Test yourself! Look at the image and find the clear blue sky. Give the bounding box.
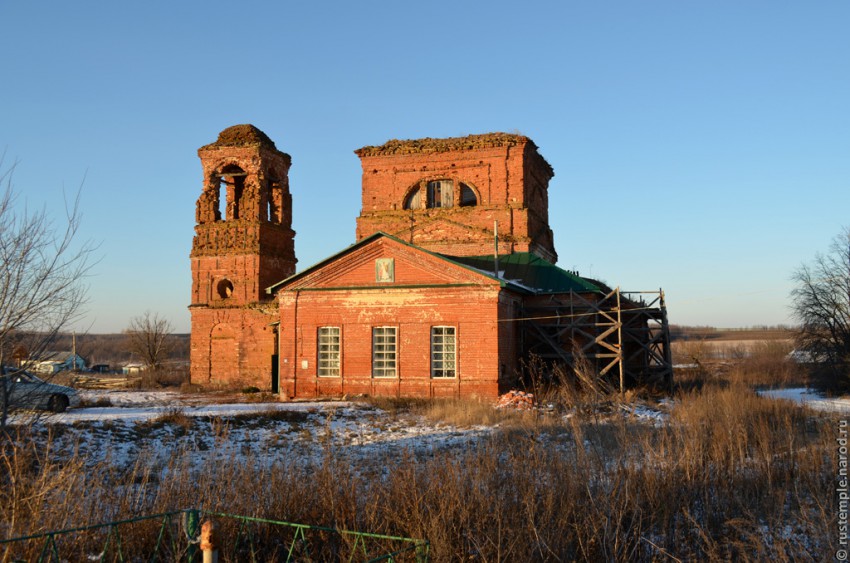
[1,1,848,333]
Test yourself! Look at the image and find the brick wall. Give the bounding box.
[189,304,278,389]
[277,285,509,400]
[355,135,557,263]
[274,236,520,400]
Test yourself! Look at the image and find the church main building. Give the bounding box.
[190,125,671,399]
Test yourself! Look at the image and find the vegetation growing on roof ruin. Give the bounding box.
[355,132,535,157]
[201,124,278,150]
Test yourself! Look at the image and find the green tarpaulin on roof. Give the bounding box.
[443,253,601,294]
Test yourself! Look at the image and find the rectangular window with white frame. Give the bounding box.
[431,326,456,378]
[372,326,397,378]
[318,326,341,377]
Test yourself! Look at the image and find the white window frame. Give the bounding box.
[372,326,397,378]
[431,326,457,378]
[317,326,341,377]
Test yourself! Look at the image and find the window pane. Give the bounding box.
[372,327,397,377]
[426,180,453,208]
[440,181,453,208]
[431,326,456,378]
[318,327,341,377]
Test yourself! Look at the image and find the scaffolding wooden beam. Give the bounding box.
[520,288,673,388]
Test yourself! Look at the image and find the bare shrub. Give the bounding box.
[417,398,524,427]
[728,339,802,388]
[124,311,174,370]
[136,366,188,389]
[78,396,112,408]
[179,380,201,393]
[136,407,193,435]
[523,351,618,417]
[671,338,709,365]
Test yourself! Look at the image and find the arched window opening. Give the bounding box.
[404,186,423,210]
[460,183,478,207]
[216,165,246,221]
[403,179,460,210]
[427,180,453,208]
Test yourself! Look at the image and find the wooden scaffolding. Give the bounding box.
[521,288,673,391]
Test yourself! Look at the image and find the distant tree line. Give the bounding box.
[7,331,189,368]
[669,325,795,342]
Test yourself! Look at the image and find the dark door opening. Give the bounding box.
[271,354,280,394]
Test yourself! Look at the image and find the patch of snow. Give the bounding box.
[622,403,669,426]
[12,391,499,472]
[759,387,850,413]
[44,401,349,423]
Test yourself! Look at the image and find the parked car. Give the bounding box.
[1,368,81,413]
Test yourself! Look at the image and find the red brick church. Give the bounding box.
[190,125,671,399]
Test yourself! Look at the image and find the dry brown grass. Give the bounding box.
[363,395,533,428]
[0,374,835,561]
[77,395,112,408]
[675,336,806,392]
[728,340,803,388]
[0,340,836,560]
[138,366,190,388]
[135,407,194,437]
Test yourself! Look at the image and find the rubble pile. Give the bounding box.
[496,390,535,410]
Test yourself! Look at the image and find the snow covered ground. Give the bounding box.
[57,390,352,422]
[10,390,497,470]
[8,386,843,473]
[758,387,850,413]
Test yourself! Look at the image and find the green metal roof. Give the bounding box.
[443,253,602,294]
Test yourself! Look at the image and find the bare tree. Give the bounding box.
[125,311,173,370]
[790,227,850,379]
[0,158,96,427]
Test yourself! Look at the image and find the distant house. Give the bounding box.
[122,363,147,375]
[32,352,87,375]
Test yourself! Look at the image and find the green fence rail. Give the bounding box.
[0,508,429,562]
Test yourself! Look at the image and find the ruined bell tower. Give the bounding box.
[190,124,296,387]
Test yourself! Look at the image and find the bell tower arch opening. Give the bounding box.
[215,164,247,221]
